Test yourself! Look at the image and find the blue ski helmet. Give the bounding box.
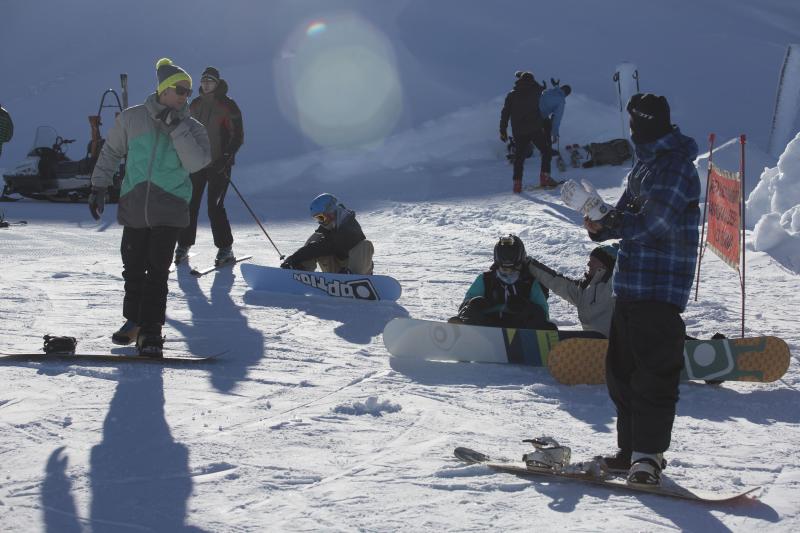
[309,193,338,218]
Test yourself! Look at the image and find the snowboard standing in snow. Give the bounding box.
[241,263,402,302]
[383,317,602,365]
[454,440,759,503]
[548,336,791,385]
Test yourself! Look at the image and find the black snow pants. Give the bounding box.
[605,300,686,455]
[121,226,181,330]
[178,166,234,250]
[512,119,552,181]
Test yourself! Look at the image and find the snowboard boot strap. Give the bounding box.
[43,335,77,355]
[136,329,165,358]
[522,437,571,471]
[626,457,662,486]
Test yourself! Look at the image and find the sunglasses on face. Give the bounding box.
[171,85,193,97]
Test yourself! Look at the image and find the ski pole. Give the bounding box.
[219,167,285,260]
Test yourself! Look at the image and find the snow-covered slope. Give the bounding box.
[2,103,800,530]
[2,1,800,531]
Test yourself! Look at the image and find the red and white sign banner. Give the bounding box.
[706,162,742,270]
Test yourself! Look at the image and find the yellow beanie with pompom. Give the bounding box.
[156,57,192,94]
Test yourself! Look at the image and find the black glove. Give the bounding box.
[157,107,181,127]
[213,153,232,174]
[280,259,297,270]
[500,130,508,143]
[88,187,106,220]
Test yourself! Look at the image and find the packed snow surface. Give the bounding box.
[2,1,800,531]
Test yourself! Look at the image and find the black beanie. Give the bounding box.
[515,70,534,82]
[201,66,220,82]
[627,93,672,144]
[590,245,618,272]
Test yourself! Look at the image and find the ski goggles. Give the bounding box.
[498,236,515,247]
[497,264,520,275]
[313,212,333,224]
[170,85,193,97]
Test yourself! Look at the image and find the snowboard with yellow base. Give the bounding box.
[548,336,790,385]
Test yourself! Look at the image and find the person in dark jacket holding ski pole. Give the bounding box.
[175,66,244,267]
[500,71,559,193]
[575,93,700,486]
[280,193,374,275]
[89,58,211,356]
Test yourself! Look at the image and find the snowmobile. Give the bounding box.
[1,88,125,202]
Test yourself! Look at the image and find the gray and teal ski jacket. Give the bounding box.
[91,93,211,228]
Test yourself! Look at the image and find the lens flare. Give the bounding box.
[307,21,326,36]
[276,13,403,149]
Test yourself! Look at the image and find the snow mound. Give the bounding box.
[333,396,402,417]
[746,131,800,272]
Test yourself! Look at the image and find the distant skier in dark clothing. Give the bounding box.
[90,58,211,357]
[579,93,701,486]
[449,235,555,330]
[175,66,244,267]
[500,71,559,192]
[280,193,374,275]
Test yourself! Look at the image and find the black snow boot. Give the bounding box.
[112,320,140,346]
[136,327,164,358]
[597,449,632,473]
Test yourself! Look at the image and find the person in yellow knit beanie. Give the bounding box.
[89,57,210,356]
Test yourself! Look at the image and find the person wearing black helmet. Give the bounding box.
[449,235,555,330]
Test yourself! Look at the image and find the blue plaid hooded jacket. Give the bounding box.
[591,127,700,311]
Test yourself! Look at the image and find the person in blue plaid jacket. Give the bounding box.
[584,93,700,487]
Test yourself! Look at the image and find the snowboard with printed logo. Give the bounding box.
[241,263,402,302]
[548,336,790,385]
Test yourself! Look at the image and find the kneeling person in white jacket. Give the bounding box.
[527,244,617,337]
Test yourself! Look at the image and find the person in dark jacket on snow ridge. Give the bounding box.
[449,235,555,330]
[280,193,374,275]
[175,66,244,267]
[579,93,701,487]
[89,58,211,357]
[500,71,559,193]
[527,244,617,337]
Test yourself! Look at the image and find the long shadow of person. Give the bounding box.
[41,447,82,533]
[243,289,409,345]
[88,366,204,533]
[170,267,264,393]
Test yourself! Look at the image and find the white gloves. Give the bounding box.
[560,179,614,221]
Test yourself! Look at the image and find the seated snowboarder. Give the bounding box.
[527,244,617,337]
[449,235,555,330]
[280,193,374,275]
